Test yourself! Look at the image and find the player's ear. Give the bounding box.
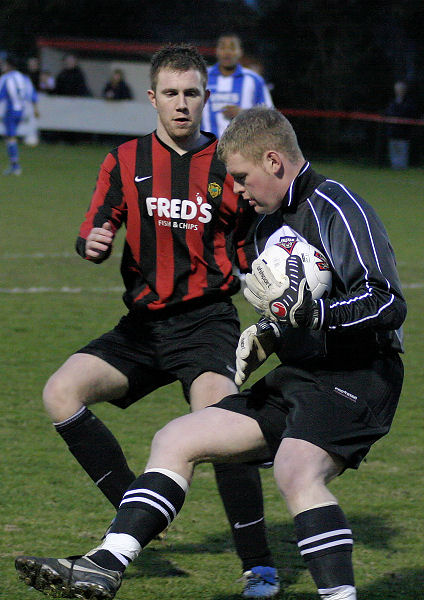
[147,89,156,108]
[204,88,210,105]
[264,150,284,176]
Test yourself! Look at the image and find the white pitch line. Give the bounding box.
[0,252,122,259]
[1,252,75,259]
[0,283,422,294]
[0,286,123,294]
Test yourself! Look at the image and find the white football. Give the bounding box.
[259,238,332,299]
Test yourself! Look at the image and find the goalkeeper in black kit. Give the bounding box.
[16,107,406,600]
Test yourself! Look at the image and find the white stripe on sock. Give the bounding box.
[122,488,177,516]
[318,584,357,599]
[298,528,352,547]
[300,538,353,556]
[119,496,172,525]
[53,406,87,427]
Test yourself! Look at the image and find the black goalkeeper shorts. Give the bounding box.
[76,299,240,407]
[216,353,403,469]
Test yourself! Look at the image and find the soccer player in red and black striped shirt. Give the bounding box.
[40,44,279,597]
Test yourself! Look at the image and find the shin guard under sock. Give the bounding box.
[294,504,355,593]
[109,469,188,547]
[55,407,136,508]
[89,470,188,572]
[213,462,273,571]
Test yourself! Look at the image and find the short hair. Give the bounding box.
[218,106,304,165]
[216,32,243,48]
[150,43,208,91]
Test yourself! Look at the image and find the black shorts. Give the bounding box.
[216,353,403,469]
[76,300,240,408]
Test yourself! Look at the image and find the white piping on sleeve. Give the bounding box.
[312,185,395,328]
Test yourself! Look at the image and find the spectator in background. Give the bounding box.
[26,56,41,90]
[103,68,133,100]
[201,32,273,138]
[385,80,419,169]
[39,70,56,94]
[55,53,91,97]
[0,54,39,174]
[24,57,42,146]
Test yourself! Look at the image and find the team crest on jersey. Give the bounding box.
[276,237,298,254]
[208,182,222,199]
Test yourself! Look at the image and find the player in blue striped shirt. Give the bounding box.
[202,33,274,139]
[0,54,38,175]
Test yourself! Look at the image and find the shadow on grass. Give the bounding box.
[124,512,423,599]
[223,568,424,600]
[209,568,424,600]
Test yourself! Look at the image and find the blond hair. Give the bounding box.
[217,106,304,165]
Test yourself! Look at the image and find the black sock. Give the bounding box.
[89,471,187,572]
[294,504,354,590]
[109,470,187,546]
[87,549,130,572]
[55,407,136,509]
[213,463,274,571]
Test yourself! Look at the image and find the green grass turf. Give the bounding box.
[1,143,423,599]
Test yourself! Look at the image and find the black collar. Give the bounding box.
[281,162,326,213]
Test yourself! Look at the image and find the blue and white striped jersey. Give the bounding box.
[202,63,273,138]
[0,70,37,113]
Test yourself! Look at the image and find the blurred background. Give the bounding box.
[2,4,424,599]
[1,0,423,164]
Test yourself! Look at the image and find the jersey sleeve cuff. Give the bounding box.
[312,298,326,330]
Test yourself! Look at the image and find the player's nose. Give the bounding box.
[176,93,189,109]
[233,181,245,194]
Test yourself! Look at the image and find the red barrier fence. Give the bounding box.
[279,108,424,127]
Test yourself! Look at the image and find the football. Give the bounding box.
[259,238,332,299]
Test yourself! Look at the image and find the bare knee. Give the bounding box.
[273,439,342,515]
[150,419,189,462]
[42,371,84,422]
[146,418,197,483]
[42,353,128,423]
[190,371,237,410]
[148,414,207,468]
[273,456,306,499]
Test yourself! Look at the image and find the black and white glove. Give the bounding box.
[244,254,320,328]
[235,318,280,386]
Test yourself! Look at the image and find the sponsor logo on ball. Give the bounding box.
[276,236,298,254]
[314,250,331,271]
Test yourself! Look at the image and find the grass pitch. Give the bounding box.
[1,142,423,599]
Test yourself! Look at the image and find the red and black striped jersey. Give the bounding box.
[76,132,257,313]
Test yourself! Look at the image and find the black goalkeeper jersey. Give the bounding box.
[253,162,406,359]
[76,132,256,314]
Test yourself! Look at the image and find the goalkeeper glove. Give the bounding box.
[235,318,280,386]
[244,254,321,328]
